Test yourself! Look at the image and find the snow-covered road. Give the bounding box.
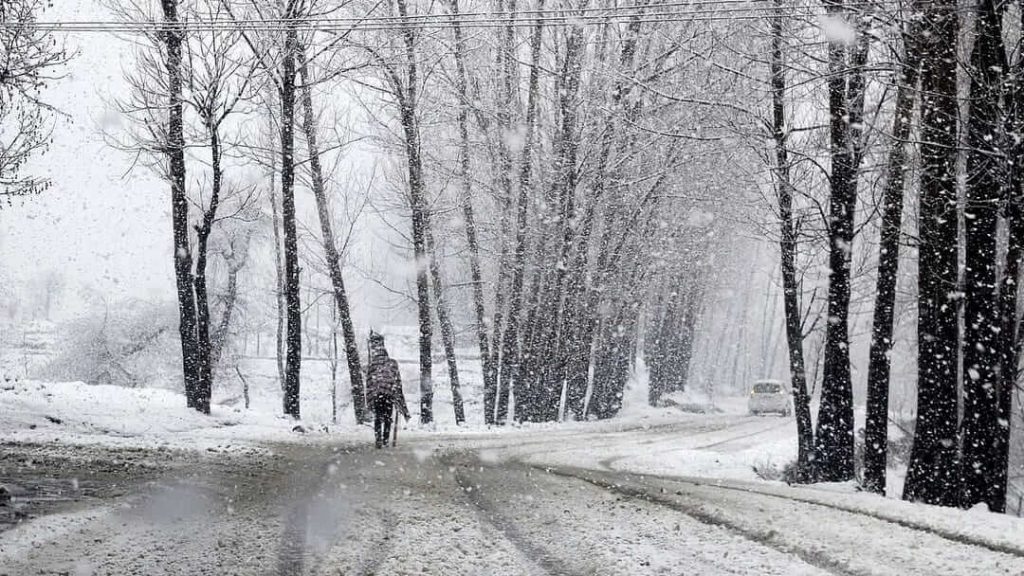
[2,417,1023,575]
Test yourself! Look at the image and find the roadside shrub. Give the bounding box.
[41,299,181,389]
[853,419,915,485]
[752,458,801,484]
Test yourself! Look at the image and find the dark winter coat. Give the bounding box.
[368,354,410,419]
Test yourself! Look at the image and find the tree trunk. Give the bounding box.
[448,0,494,426]
[489,0,520,424]
[591,234,650,419]
[862,23,921,495]
[266,108,286,391]
[280,22,302,420]
[395,0,433,424]
[995,194,1022,513]
[769,2,814,481]
[270,191,286,391]
[814,0,866,482]
[235,366,250,410]
[529,22,585,423]
[425,227,465,425]
[960,0,1005,510]
[903,0,960,507]
[516,229,554,422]
[994,23,1024,514]
[297,48,367,424]
[648,286,681,405]
[330,301,339,424]
[498,0,544,425]
[677,289,704,392]
[210,251,244,372]
[191,124,224,415]
[563,8,644,421]
[193,239,213,413]
[161,0,200,411]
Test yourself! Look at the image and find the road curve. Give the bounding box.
[1,419,1022,576]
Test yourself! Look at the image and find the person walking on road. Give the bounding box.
[367,332,409,448]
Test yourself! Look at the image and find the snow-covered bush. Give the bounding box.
[752,458,801,484]
[41,299,182,389]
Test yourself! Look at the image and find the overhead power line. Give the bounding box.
[5,0,904,34]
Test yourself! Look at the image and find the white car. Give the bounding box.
[748,379,791,416]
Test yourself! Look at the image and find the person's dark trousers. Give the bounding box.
[373,396,394,448]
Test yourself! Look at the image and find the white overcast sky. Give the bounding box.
[1,0,172,302]
[1,1,421,329]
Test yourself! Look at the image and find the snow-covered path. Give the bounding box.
[2,417,1023,575]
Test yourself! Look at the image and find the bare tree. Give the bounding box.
[447,0,489,426]
[220,0,307,418]
[961,0,1013,512]
[355,0,436,424]
[813,0,870,483]
[279,14,303,419]
[862,14,921,496]
[499,0,544,424]
[210,220,258,371]
[768,0,814,481]
[485,0,522,425]
[297,44,367,423]
[107,0,257,413]
[0,0,68,201]
[183,1,257,412]
[162,0,202,410]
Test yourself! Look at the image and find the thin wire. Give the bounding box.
[15,0,903,27]
[8,16,902,34]
[6,0,905,34]
[401,0,898,19]
[2,21,865,34]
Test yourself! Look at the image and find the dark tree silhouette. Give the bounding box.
[814,0,868,482]
[862,19,921,495]
[961,0,1007,510]
[903,0,961,507]
[769,0,814,482]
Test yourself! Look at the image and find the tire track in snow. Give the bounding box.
[451,418,743,470]
[275,498,310,576]
[596,417,790,472]
[541,465,1024,573]
[271,452,360,576]
[540,466,860,576]
[495,414,1023,562]
[452,466,583,576]
[349,514,397,576]
[449,454,830,576]
[626,469,1024,560]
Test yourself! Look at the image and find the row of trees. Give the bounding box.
[13,0,1020,513]
[104,0,737,425]
[766,0,1022,512]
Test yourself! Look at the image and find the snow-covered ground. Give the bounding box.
[0,351,941,502]
[0,379,315,453]
[4,334,1024,575]
[0,321,484,454]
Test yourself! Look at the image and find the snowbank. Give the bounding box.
[0,379,349,452]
